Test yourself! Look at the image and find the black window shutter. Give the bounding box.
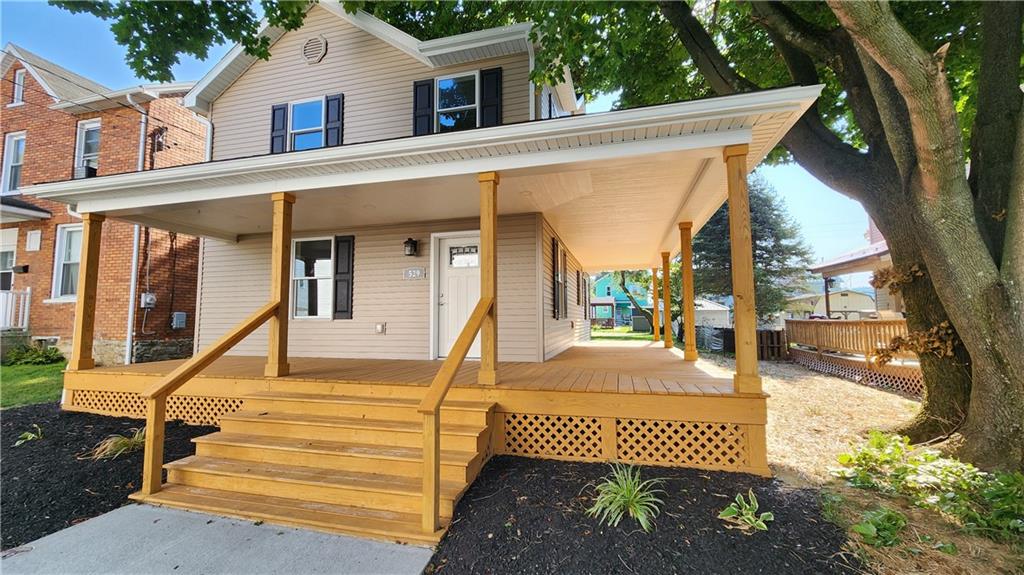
[413,79,434,136]
[325,94,344,147]
[480,67,502,127]
[270,104,288,153]
[334,235,355,319]
[552,238,560,319]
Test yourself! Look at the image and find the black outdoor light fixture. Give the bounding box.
[404,238,419,257]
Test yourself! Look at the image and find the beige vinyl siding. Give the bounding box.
[541,216,590,360]
[196,214,540,361]
[210,5,531,160]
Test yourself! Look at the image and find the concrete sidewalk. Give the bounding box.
[2,504,434,575]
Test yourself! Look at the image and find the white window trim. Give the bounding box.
[1,131,26,195]
[0,241,15,291]
[74,119,101,171]
[290,236,334,320]
[434,70,480,132]
[9,69,26,106]
[51,223,83,301]
[288,97,326,152]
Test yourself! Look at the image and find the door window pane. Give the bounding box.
[450,245,479,268]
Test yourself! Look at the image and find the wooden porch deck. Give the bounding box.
[82,340,737,397]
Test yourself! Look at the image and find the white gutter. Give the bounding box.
[124,92,148,365]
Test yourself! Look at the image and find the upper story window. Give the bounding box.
[435,72,478,133]
[290,99,324,151]
[1,132,26,195]
[74,119,101,178]
[10,69,25,105]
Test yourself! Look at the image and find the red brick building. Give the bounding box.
[0,44,207,364]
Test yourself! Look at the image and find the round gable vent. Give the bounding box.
[301,35,327,64]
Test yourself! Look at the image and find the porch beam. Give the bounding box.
[68,213,104,371]
[478,172,498,385]
[660,251,673,348]
[723,145,762,394]
[651,268,660,341]
[265,192,295,377]
[679,222,698,361]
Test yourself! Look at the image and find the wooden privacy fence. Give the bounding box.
[785,319,912,361]
[756,329,787,361]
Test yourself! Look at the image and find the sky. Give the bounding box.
[2,1,873,288]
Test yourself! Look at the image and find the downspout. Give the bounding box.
[124,92,147,364]
[527,41,536,121]
[192,112,213,161]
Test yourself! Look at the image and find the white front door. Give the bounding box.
[437,234,481,359]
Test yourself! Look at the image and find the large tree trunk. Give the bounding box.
[618,271,655,332]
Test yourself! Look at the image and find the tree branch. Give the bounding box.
[970,1,1023,267]
[657,0,757,94]
[748,1,836,64]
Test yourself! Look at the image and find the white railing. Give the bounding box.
[0,288,31,330]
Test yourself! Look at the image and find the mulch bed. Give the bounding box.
[1,402,215,550]
[430,456,861,575]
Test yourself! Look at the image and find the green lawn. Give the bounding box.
[590,326,657,341]
[1,363,65,408]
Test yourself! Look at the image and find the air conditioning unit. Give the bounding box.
[73,165,97,179]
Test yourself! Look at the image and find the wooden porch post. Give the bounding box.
[660,251,673,348]
[723,144,762,394]
[651,267,661,341]
[265,192,295,377]
[68,213,104,371]
[679,222,698,361]
[478,172,499,385]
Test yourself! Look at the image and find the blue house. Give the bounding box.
[591,272,652,327]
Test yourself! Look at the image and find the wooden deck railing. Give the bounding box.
[138,301,279,496]
[417,296,494,534]
[785,319,913,361]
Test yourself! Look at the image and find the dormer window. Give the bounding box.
[435,72,478,133]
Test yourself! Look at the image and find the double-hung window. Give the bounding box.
[435,72,479,133]
[2,132,25,194]
[0,250,14,290]
[52,224,83,299]
[290,99,324,151]
[292,238,334,318]
[11,69,25,105]
[75,119,101,177]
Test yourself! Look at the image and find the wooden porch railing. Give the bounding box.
[417,296,494,534]
[138,301,279,496]
[0,287,31,330]
[784,319,913,362]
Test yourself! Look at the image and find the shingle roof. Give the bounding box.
[1,195,52,216]
[1,43,111,102]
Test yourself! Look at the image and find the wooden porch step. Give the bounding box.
[193,432,482,482]
[219,410,488,452]
[243,391,493,425]
[166,456,465,517]
[136,484,443,545]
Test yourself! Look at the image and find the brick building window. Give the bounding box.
[74,119,101,178]
[10,69,25,105]
[1,132,25,194]
[52,224,83,299]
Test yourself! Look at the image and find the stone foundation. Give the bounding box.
[132,338,194,364]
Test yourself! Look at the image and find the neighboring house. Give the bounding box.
[0,44,206,364]
[785,288,876,320]
[807,219,904,316]
[25,5,821,543]
[692,298,731,328]
[590,272,650,326]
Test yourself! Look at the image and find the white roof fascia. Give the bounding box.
[51,82,195,112]
[418,22,532,57]
[318,4,431,66]
[26,85,823,213]
[1,44,60,103]
[0,204,52,223]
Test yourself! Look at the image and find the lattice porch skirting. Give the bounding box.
[497,413,756,471]
[67,389,244,425]
[789,347,923,397]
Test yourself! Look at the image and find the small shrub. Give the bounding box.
[819,491,846,526]
[586,463,664,533]
[834,432,1024,542]
[4,345,65,366]
[718,489,774,532]
[82,427,146,460]
[852,507,907,547]
[13,424,43,447]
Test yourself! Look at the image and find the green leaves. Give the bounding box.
[586,463,664,533]
[13,424,43,447]
[718,488,775,532]
[852,507,907,547]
